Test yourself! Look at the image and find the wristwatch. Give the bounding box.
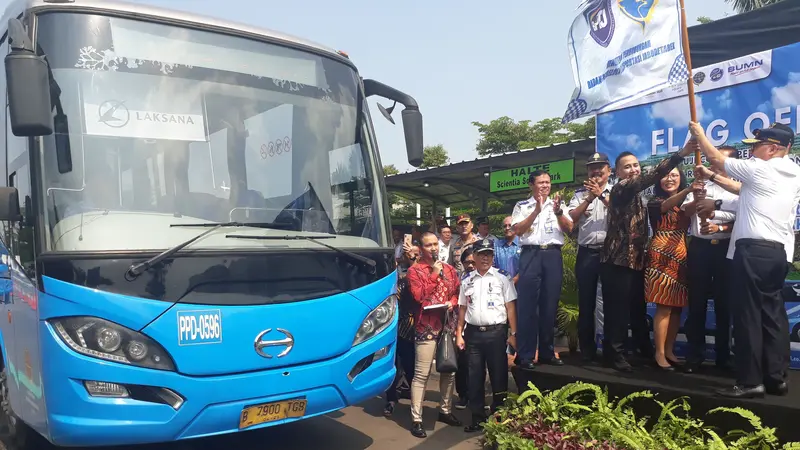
[714,199,723,210]
[555,209,563,216]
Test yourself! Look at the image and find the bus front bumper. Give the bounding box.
[39,322,397,447]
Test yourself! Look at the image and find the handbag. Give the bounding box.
[435,311,458,373]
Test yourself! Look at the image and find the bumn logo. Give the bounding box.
[585,0,615,48]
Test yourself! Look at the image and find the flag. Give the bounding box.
[561,0,690,123]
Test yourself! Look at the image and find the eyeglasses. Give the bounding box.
[503,224,512,228]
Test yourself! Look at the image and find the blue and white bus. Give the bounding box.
[0,0,423,447]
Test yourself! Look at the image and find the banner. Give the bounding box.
[561,0,689,123]
[595,40,800,227]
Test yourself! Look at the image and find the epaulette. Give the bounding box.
[460,271,473,281]
[497,268,512,279]
[575,187,588,193]
[516,200,530,206]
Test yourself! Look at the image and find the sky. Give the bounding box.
[3,0,736,172]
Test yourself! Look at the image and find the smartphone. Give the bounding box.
[403,233,412,247]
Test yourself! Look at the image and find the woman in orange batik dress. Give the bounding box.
[644,167,695,371]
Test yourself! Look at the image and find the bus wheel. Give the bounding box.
[0,368,38,449]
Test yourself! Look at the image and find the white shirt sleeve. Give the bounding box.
[510,202,525,227]
[681,192,694,211]
[721,197,739,212]
[714,210,736,222]
[502,275,517,303]
[724,158,761,185]
[566,191,583,214]
[458,279,468,306]
[559,201,574,222]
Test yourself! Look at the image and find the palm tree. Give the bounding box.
[725,0,783,13]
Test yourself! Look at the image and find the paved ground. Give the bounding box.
[7,381,489,450]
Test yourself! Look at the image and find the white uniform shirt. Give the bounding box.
[566,181,612,247]
[510,197,572,246]
[681,180,738,240]
[458,266,517,326]
[438,240,451,262]
[721,157,800,262]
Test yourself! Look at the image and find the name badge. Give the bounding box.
[545,220,555,233]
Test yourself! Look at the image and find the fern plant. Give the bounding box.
[483,381,798,450]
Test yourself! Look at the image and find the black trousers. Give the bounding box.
[385,337,416,402]
[465,324,508,423]
[575,245,603,356]
[516,246,563,363]
[686,237,732,365]
[730,239,790,387]
[600,263,653,360]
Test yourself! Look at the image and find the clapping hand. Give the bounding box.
[552,193,562,213]
[584,178,603,200]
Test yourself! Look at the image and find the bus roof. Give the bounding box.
[2,0,349,63]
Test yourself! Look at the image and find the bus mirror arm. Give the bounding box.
[5,18,53,137]
[363,79,423,168]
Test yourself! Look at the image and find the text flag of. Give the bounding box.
[561,0,690,123]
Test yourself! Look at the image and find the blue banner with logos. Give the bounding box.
[596,40,800,230]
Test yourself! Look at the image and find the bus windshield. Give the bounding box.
[34,12,387,253]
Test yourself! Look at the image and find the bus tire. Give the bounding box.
[0,368,43,450]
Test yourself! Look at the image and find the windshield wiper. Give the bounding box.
[226,234,377,269]
[126,222,292,278]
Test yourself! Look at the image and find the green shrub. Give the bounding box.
[483,381,800,450]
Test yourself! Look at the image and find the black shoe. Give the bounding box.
[411,421,426,438]
[383,401,395,417]
[716,385,765,399]
[581,353,596,364]
[666,357,682,367]
[682,361,701,374]
[438,412,463,427]
[454,396,468,410]
[539,358,564,366]
[518,360,536,371]
[654,361,675,372]
[607,358,633,373]
[464,423,484,433]
[766,382,788,396]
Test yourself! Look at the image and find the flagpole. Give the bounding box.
[678,0,699,162]
[678,0,707,225]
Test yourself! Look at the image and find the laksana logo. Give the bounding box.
[585,0,615,48]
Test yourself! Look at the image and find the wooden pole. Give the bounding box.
[678,0,699,162]
[678,0,707,225]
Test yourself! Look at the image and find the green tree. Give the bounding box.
[383,164,399,176]
[420,144,450,169]
[696,15,714,24]
[473,116,595,156]
[725,0,782,13]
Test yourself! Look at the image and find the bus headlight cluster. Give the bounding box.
[352,295,397,347]
[50,317,176,371]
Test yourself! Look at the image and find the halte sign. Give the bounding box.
[489,159,575,193]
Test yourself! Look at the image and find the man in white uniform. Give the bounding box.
[690,122,800,398]
[455,238,518,432]
[681,146,739,373]
[511,170,573,370]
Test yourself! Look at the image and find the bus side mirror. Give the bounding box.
[0,188,22,222]
[362,79,424,167]
[401,108,423,167]
[5,18,52,137]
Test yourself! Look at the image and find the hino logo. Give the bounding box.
[98,100,130,128]
[254,328,294,358]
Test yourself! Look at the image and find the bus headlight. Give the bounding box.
[50,317,176,371]
[353,295,397,347]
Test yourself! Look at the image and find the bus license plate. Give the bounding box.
[239,399,307,429]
